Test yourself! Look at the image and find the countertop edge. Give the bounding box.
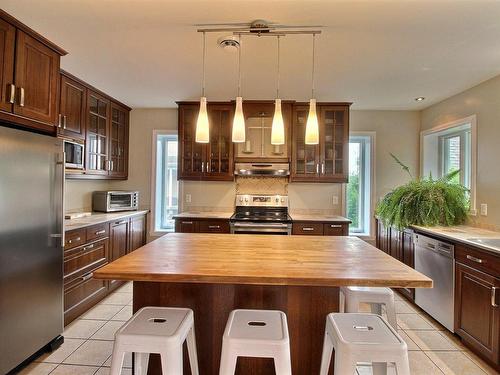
[65,210,149,231]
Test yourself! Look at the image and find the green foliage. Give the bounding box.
[376,155,469,229]
[347,173,359,228]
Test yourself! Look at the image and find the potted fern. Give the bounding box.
[376,154,469,229]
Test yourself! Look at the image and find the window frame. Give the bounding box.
[346,132,375,238]
[151,129,179,236]
[420,115,477,214]
[438,129,471,187]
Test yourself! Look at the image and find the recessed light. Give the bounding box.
[415,97,425,102]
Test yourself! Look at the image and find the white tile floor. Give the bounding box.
[16,283,499,374]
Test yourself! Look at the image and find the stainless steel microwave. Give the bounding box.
[64,139,84,169]
[92,191,139,212]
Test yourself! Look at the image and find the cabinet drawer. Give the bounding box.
[456,245,500,278]
[292,222,324,235]
[65,228,86,249]
[323,223,348,236]
[175,219,199,233]
[198,220,230,233]
[86,223,109,242]
[64,276,107,318]
[64,239,109,284]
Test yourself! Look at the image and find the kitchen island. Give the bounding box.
[94,233,432,375]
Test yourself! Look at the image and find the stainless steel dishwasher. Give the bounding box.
[414,233,455,332]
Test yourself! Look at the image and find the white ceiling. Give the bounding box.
[3,0,500,110]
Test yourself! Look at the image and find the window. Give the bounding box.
[422,116,476,211]
[347,135,372,235]
[154,133,179,232]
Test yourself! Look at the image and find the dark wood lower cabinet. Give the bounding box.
[455,262,500,367]
[64,213,147,325]
[175,218,230,234]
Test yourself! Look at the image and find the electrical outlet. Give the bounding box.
[480,203,488,216]
[185,194,192,203]
[332,195,339,205]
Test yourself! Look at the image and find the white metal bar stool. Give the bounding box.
[109,306,199,375]
[219,309,292,375]
[340,286,397,329]
[319,313,410,375]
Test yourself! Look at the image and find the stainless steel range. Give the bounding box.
[230,194,292,235]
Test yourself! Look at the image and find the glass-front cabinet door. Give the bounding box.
[319,105,349,182]
[291,105,320,180]
[206,104,233,180]
[109,103,129,178]
[86,91,110,175]
[179,104,205,179]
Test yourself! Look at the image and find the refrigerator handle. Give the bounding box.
[55,152,66,247]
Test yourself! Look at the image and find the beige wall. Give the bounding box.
[421,74,500,228]
[65,180,110,212]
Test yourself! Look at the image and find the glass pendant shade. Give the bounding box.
[232,96,245,143]
[305,98,319,145]
[195,97,209,143]
[271,99,285,145]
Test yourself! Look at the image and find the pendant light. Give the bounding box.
[232,35,246,143]
[271,35,285,145]
[195,31,209,143]
[305,33,319,145]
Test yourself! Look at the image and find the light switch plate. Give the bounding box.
[480,203,488,216]
[186,194,192,203]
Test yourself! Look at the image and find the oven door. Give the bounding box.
[108,192,138,211]
[230,222,291,235]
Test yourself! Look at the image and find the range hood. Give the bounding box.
[234,163,290,177]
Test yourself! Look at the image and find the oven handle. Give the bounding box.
[232,222,290,228]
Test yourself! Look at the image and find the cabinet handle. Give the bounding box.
[83,244,94,251]
[8,84,15,104]
[322,163,325,174]
[208,225,220,229]
[19,87,25,107]
[302,227,315,231]
[67,237,81,244]
[182,221,193,225]
[492,287,499,307]
[81,273,93,282]
[207,161,210,172]
[115,220,127,225]
[466,254,484,264]
[95,230,106,235]
[201,162,204,173]
[58,114,62,128]
[316,163,319,174]
[330,224,342,228]
[63,115,67,129]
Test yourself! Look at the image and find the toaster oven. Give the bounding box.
[92,191,139,212]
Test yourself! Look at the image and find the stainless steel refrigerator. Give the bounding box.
[0,125,64,374]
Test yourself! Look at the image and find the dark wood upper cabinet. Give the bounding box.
[0,10,66,133]
[455,262,500,366]
[291,103,350,182]
[0,18,15,114]
[108,102,129,178]
[86,90,110,175]
[178,102,234,181]
[13,31,60,126]
[58,73,87,140]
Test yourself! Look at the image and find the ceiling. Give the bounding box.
[3,0,500,110]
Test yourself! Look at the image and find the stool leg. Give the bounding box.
[135,352,150,375]
[340,290,345,312]
[109,348,125,375]
[345,296,359,313]
[372,362,388,375]
[385,300,398,330]
[333,352,357,375]
[273,346,292,375]
[395,353,411,375]
[186,326,199,375]
[161,347,183,375]
[370,303,382,316]
[319,331,333,375]
[218,341,237,375]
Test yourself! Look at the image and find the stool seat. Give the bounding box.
[320,313,410,375]
[219,309,291,375]
[110,306,199,375]
[340,286,397,329]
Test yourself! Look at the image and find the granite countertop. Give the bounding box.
[412,224,500,255]
[173,211,233,220]
[289,214,352,223]
[65,210,149,231]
